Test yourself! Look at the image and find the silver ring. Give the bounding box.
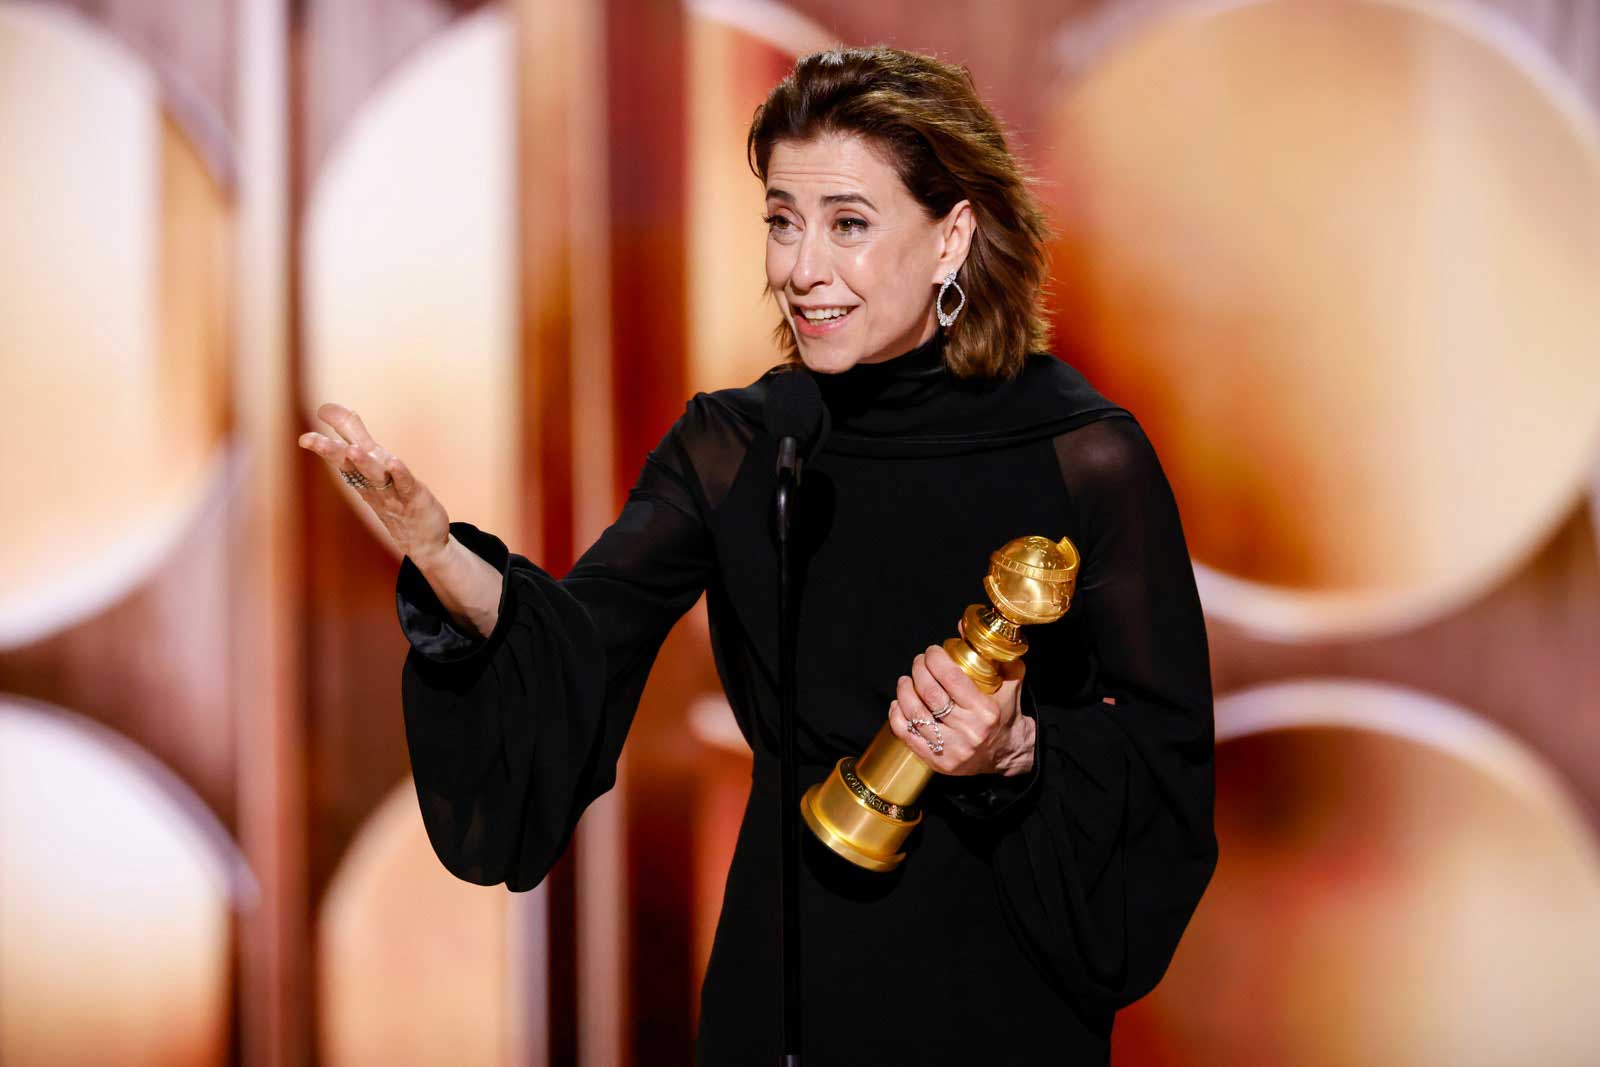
[929,695,955,720]
[341,466,394,491]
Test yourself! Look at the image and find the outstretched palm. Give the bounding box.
[297,402,451,566]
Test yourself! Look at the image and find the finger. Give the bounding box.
[298,430,349,463]
[317,402,378,449]
[889,697,942,768]
[921,716,961,769]
[341,441,391,490]
[896,672,928,720]
[911,654,982,748]
[894,676,946,766]
[909,653,951,717]
[387,453,420,500]
[924,643,991,717]
[887,697,916,746]
[905,714,948,769]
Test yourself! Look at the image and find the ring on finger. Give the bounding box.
[929,695,955,721]
[341,466,394,491]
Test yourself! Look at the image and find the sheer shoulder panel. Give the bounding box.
[677,386,761,513]
[952,413,1218,1019]
[392,395,747,889]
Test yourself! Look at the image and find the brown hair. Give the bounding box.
[747,44,1054,381]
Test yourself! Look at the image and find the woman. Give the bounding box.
[300,44,1216,1065]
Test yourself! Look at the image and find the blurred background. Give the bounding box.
[3,0,1600,1063]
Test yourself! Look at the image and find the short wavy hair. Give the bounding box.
[747,44,1054,381]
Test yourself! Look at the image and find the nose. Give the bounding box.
[790,224,831,292]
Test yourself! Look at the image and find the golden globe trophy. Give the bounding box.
[799,535,1081,872]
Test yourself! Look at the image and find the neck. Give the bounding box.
[812,329,950,419]
[823,329,945,378]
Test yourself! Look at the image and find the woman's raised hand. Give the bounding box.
[886,616,1034,778]
[298,402,452,567]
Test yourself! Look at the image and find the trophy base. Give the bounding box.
[798,756,921,873]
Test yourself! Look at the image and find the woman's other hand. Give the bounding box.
[298,402,451,567]
[887,617,1034,777]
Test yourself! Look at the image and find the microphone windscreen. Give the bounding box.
[763,366,831,462]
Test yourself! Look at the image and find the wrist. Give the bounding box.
[410,530,456,575]
[1000,714,1036,777]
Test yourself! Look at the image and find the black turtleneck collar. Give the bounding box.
[708,328,1132,459]
[812,328,951,422]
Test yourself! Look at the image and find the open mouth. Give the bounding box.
[794,305,857,333]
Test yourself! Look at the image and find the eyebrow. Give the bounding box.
[765,188,878,211]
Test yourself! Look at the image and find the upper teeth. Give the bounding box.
[801,307,850,321]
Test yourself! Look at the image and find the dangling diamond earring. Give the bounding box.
[936,269,966,327]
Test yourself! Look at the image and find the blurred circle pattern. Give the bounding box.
[0,699,251,1066]
[302,6,521,548]
[319,782,519,1066]
[1122,679,1600,1064]
[1040,0,1600,640]
[0,4,230,650]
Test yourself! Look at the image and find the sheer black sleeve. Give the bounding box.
[953,414,1218,1017]
[394,402,719,891]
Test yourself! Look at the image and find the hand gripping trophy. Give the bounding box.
[800,534,1080,871]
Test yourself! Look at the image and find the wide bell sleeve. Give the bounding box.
[950,414,1218,1018]
[394,407,717,891]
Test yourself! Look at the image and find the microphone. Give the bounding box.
[762,365,828,1067]
[764,367,830,491]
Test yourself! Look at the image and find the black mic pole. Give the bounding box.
[774,434,803,1067]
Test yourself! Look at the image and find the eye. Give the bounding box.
[763,213,793,232]
[835,217,868,235]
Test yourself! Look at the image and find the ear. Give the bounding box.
[932,199,976,284]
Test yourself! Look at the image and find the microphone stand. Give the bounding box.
[774,435,804,1067]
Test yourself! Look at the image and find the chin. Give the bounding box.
[797,350,859,376]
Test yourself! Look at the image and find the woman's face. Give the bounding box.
[763,132,972,374]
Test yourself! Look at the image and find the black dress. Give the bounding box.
[394,329,1218,1065]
